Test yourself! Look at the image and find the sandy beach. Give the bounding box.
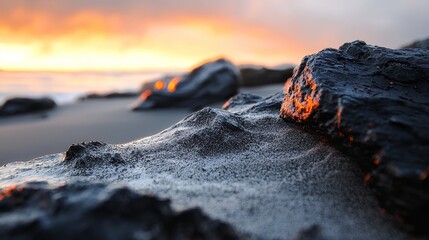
[0,1,427,239]
[0,86,407,239]
[0,84,282,164]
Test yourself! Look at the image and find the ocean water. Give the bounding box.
[0,71,163,105]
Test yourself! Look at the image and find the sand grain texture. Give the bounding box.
[0,91,406,240]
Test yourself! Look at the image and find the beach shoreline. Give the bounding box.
[0,84,283,164]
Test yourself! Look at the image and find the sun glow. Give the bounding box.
[0,7,304,72]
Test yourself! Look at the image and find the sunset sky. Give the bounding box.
[0,0,428,72]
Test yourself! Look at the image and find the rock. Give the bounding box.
[0,91,407,240]
[140,74,181,93]
[80,91,138,100]
[402,37,429,50]
[132,59,240,110]
[222,93,264,110]
[0,97,57,116]
[0,181,239,240]
[63,141,125,174]
[280,40,429,233]
[239,64,294,86]
[223,91,284,114]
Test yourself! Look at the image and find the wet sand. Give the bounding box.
[0,85,282,164]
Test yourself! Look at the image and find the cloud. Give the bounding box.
[0,0,428,70]
[1,0,428,46]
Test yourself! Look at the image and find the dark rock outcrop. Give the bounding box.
[280,40,429,233]
[80,91,138,100]
[223,91,284,114]
[140,74,181,93]
[0,181,238,240]
[402,37,429,50]
[132,59,240,110]
[239,65,294,86]
[63,141,125,174]
[0,97,56,116]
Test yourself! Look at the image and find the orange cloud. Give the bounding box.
[0,0,427,71]
[0,8,304,71]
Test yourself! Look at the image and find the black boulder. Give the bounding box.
[0,97,57,116]
[239,65,294,86]
[280,40,429,233]
[132,59,240,110]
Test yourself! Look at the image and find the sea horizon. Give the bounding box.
[0,70,175,105]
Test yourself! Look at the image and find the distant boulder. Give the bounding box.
[0,97,57,116]
[402,37,429,50]
[80,91,138,100]
[132,59,240,110]
[140,74,181,93]
[239,64,295,86]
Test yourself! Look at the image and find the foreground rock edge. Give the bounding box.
[0,181,240,240]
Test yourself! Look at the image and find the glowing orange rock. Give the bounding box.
[167,77,180,93]
[154,80,165,90]
[280,67,320,122]
[0,185,22,201]
[132,59,240,110]
[139,90,152,100]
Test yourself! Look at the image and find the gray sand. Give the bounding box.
[0,85,280,164]
[0,89,406,239]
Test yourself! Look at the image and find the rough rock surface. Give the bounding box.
[239,65,294,86]
[132,59,240,110]
[280,40,429,233]
[0,97,56,116]
[0,181,238,240]
[0,91,406,240]
[402,37,429,50]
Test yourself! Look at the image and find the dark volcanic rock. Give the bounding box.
[280,40,429,233]
[140,74,181,93]
[239,65,294,86]
[63,141,126,174]
[132,59,240,110]
[0,181,239,240]
[0,97,56,116]
[223,93,264,109]
[223,91,284,114]
[80,91,138,100]
[402,37,429,50]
